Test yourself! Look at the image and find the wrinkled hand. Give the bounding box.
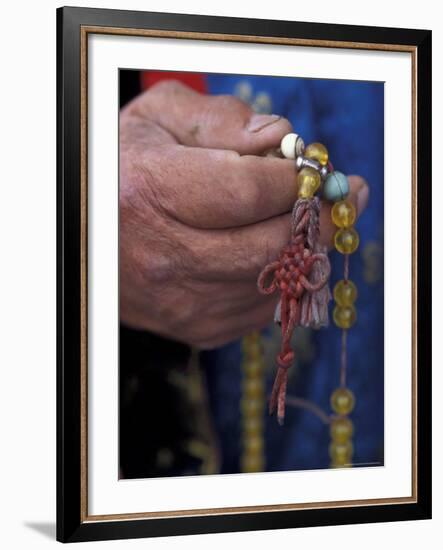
[120,81,368,348]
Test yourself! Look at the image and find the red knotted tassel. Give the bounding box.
[257,197,331,425]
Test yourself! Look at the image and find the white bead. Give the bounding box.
[280,133,305,159]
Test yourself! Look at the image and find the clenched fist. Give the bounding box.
[119,81,368,348]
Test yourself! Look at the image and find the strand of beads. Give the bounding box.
[281,135,334,204]
[240,332,266,472]
[261,135,332,425]
[328,182,359,468]
[282,134,358,467]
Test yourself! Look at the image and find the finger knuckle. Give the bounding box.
[211,94,251,117]
[148,79,189,97]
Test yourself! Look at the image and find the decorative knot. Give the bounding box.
[277,351,294,369]
[257,196,332,425]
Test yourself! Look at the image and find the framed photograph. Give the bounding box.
[57,6,431,543]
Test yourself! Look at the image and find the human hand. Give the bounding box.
[120,81,368,348]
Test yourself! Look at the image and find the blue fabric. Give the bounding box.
[201,74,384,472]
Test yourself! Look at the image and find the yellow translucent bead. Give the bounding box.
[297,167,321,198]
[331,200,356,228]
[333,280,358,307]
[329,441,353,464]
[334,227,360,254]
[304,142,329,166]
[243,378,265,400]
[331,388,355,415]
[241,454,264,473]
[246,346,263,361]
[243,417,263,437]
[245,331,260,342]
[241,398,263,417]
[244,360,264,377]
[244,436,264,454]
[333,305,357,329]
[331,461,352,469]
[330,417,354,443]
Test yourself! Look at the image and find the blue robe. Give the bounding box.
[201,74,384,473]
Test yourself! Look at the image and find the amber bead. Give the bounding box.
[241,454,264,473]
[243,417,263,437]
[297,167,321,198]
[243,378,264,400]
[333,280,357,307]
[333,305,357,329]
[330,417,354,443]
[244,360,264,377]
[331,200,356,228]
[334,227,360,254]
[246,346,263,361]
[331,461,352,469]
[241,398,263,417]
[329,441,353,464]
[244,436,264,454]
[331,387,355,415]
[304,142,329,166]
[244,331,261,345]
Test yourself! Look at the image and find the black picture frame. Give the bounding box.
[57,6,432,543]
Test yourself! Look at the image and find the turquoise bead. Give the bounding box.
[323,171,350,202]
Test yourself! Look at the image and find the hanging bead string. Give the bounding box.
[240,332,266,473]
[257,135,333,426]
[285,395,331,425]
[340,330,348,387]
[253,132,366,468]
[343,252,350,280]
[329,197,360,468]
[259,135,360,426]
[340,254,349,388]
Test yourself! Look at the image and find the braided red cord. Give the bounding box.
[257,197,331,425]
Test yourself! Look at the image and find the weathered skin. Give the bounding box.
[119,80,368,348]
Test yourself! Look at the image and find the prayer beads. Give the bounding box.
[333,304,357,329]
[333,280,358,307]
[304,142,329,166]
[330,416,354,443]
[331,387,355,415]
[328,176,361,467]
[329,440,353,466]
[323,171,350,202]
[334,227,360,254]
[240,333,266,473]
[280,132,305,159]
[255,131,368,470]
[331,200,356,228]
[297,166,321,198]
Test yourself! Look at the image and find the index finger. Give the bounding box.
[144,145,297,229]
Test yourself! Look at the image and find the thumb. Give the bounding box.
[130,79,292,155]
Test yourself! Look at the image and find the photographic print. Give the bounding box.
[119,69,384,479]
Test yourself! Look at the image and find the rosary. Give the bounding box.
[249,132,361,469]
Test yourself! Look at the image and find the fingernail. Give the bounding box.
[247,113,281,133]
[356,183,369,214]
